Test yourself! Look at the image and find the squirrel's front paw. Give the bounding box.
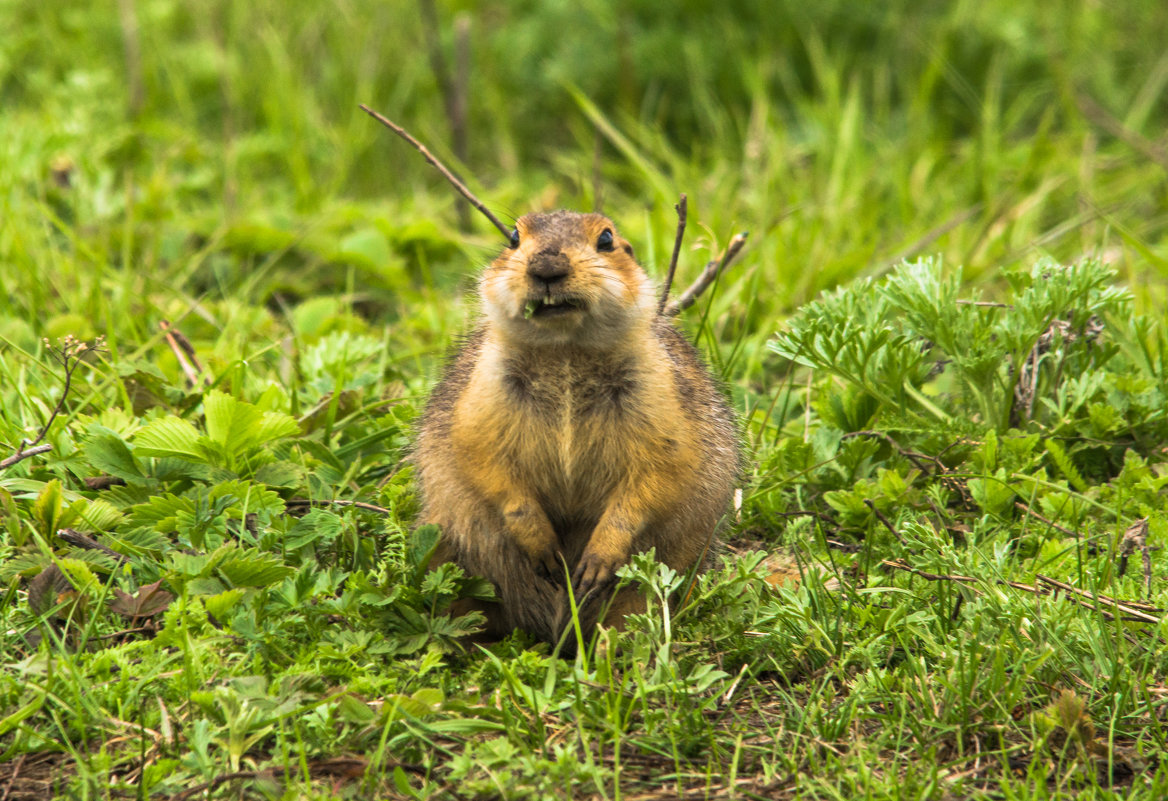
[505,506,562,583]
[517,539,562,583]
[571,548,623,600]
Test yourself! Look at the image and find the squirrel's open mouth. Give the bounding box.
[523,295,584,320]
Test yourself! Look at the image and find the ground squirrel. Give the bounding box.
[415,210,739,646]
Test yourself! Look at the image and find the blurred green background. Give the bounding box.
[2,0,1167,379]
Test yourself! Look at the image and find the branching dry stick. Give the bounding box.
[663,232,749,317]
[1036,573,1162,623]
[418,0,472,230]
[359,104,512,241]
[159,319,203,387]
[1,336,104,471]
[864,499,905,544]
[56,528,130,564]
[1014,500,1078,539]
[285,498,394,516]
[0,444,53,470]
[657,194,688,314]
[840,430,940,478]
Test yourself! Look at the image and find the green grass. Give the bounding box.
[3,0,1168,798]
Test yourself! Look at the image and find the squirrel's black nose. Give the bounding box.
[527,249,571,286]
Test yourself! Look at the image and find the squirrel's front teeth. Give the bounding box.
[523,296,574,319]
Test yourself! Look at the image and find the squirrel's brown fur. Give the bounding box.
[415,210,738,645]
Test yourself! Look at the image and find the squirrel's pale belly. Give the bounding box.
[456,362,659,516]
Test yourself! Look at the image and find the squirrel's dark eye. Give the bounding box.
[596,229,614,252]
[508,229,520,249]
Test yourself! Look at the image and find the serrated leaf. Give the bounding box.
[253,461,303,488]
[1045,439,1089,494]
[57,557,101,594]
[83,430,144,481]
[134,416,205,462]
[337,694,377,724]
[28,563,72,614]
[383,689,443,720]
[128,492,195,533]
[214,547,293,587]
[254,411,301,444]
[33,479,64,536]
[204,391,262,452]
[208,480,285,517]
[105,526,168,558]
[0,552,44,582]
[204,588,246,620]
[286,509,344,551]
[65,547,120,574]
[408,524,441,579]
[69,497,124,533]
[110,580,175,619]
[188,577,228,595]
[168,551,211,578]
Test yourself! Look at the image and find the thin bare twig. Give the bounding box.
[170,771,271,801]
[285,498,393,516]
[883,559,1163,624]
[2,336,104,471]
[159,319,204,387]
[663,232,749,317]
[957,300,1013,308]
[57,528,130,564]
[1014,501,1078,539]
[881,559,980,587]
[719,662,750,709]
[839,430,940,477]
[84,475,127,490]
[359,104,511,240]
[864,499,905,544]
[1036,573,1162,623]
[0,754,25,801]
[0,444,53,470]
[657,194,687,314]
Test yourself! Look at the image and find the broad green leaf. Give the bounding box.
[253,411,300,445]
[83,429,144,481]
[57,557,101,593]
[68,497,124,533]
[204,588,246,620]
[408,524,441,578]
[285,509,344,551]
[134,416,205,462]
[33,479,67,536]
[204,391,263,455]
[214,547,293,588]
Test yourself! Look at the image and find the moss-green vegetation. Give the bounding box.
[3,0,1168,798]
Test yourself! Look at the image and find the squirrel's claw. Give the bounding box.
[571,550,618,601]
[531,548,562,584]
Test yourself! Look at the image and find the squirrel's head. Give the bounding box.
[480,211,656,348]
